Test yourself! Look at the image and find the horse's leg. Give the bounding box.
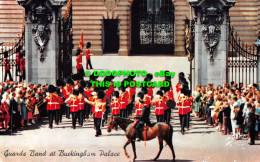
[131,139,137,160]
[165,137,176,161]
[124,139,131,158]
[153,137,163,161]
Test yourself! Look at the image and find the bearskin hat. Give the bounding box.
[73,89,79,96]
[56,87,60,94]
[47,85,56,93]
[56,79,64,87]
[141,87,148,95]
[80,80,86,88]
[156,90,164,97]
[97,90,105,99]
[65,77,74,86]
[137,92,144,100]
[112,91,119,98]
[78,86,84,94]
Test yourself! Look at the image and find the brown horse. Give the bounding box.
[107,116,175,161]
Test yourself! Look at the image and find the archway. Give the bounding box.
[131,0,175,54]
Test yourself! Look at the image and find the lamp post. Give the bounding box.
[254,32,260,90]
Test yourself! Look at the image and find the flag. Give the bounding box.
[78,29,84,51]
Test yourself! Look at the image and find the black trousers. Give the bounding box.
[4,70,13,81]
[86,59,93,69]
[186,112,190,129]
[94,118,102,135]
[179,114,187,133]
[55,109,60,125]
[48,110,55,128]
[85,104,91,119]
[77,68,85,80]
[60,105,64,123]
[103,105,110,123]
[164,109,171,124]
[78,110,84,126]
[120,109,127,118]
[71,112,78,128]
[66,105,70,119]
[156,115,164,122]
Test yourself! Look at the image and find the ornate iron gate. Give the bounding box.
[0,28,25,83]
[131,0,174,54]
[228,19,258,86]
[62,0,73,78]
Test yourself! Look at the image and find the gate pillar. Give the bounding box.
[17,0,67,85]
[189,0,235,87]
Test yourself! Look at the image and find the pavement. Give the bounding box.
[0,109,259,162]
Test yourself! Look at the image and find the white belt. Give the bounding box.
[71,105,78,106]
[156,107,164,109]
[48,102,59,104]
[78,103,84,105]
[112,107,119,109]
[120,102,125,103]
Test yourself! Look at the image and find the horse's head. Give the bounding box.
[107,116,118,132]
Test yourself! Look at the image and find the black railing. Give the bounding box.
[228,19,258,86]
[0,28,25,83]
[62,0,73,79]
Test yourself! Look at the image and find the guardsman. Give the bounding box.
[62,78,73,119]
[75,48,84,80]
[78,87,86,127]
[44,85,58,129]
[54,88,61,125]
[4,51,13,81]
[19,52,25,82]
[110,91,120,116]
[152,90,166,122]
[134,93,144,119]
[177,94,191,135]
[65,89,79,129]
[56,87,64,124]
[119,86,129,118]
[85,91,106,137]
[141,87,151,108]
[86,42,93,69]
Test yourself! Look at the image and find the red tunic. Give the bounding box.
[108,81,114,94]
[153,100,166,115]
[68,99,79,112]
[62,86,72,99]
[119,92,129,109]
[134,102,143,116]
[16,53,20,65]
[84,90,92,98]
[177,100,190,115]
[19,58,25,70]
[144,95,151,107]
[44,95,58,111]
[86,49,91,59]
[94,102,105,118]
[147,87,153,100]
[166,91,174,101]
[78,98,85,110]
[91,97,96,112]
[111,102,120,115]
[76,54,83,69]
